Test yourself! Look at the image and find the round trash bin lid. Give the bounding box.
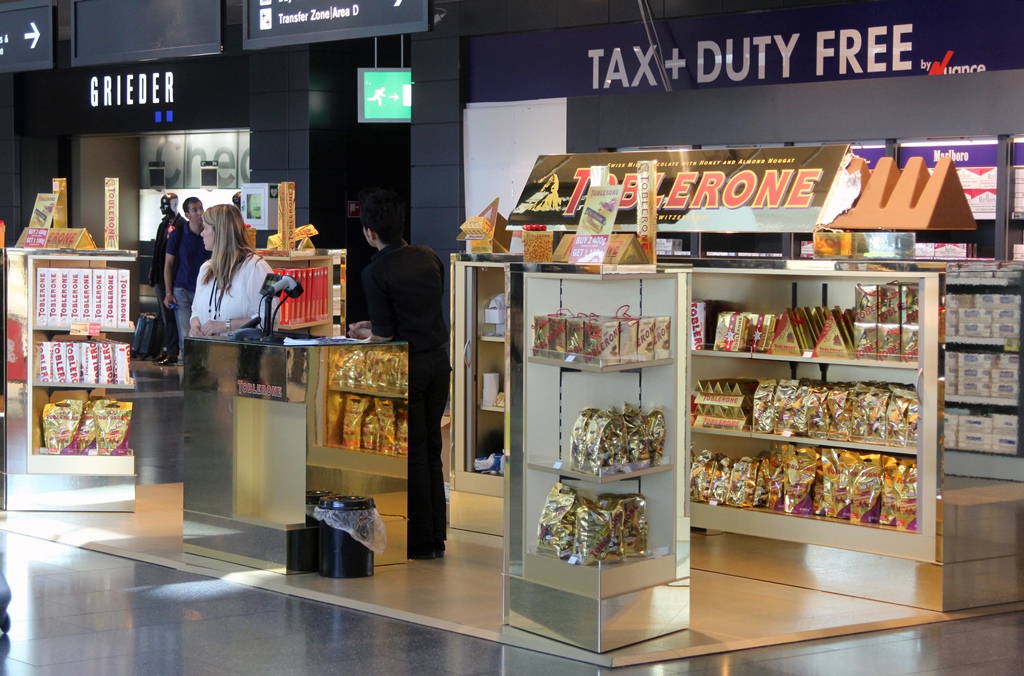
[306,490,335,505]
[318,495,375,510]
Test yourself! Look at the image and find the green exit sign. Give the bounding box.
[358,68,412,123]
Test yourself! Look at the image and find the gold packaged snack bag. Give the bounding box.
[361,409,379,452]
[95,400,133,455]
[852,385,891,444]
[752,380,777,433]
[622,404,649,466]
[536,482,578,558]
[887,386,919,447]
[791,381,811,434]
[645,408,666,466]
[805,383,831,439]
[725,457,758,507]
[768,445,788,511]
[579,408,616,474]
[570,408,600,472]
[772,379,800,434]
[691,448,714,503]
[880,455,901,527]
[849,454,885,524]
[574,496,619,565]
[709,454,731,504]
[597,494,626,558]
[616,494,648,556]
[72,399,99,453]
[42,399,84,454]
[894,459,918,531]
[826,385,853,441]
[342,396,369,449]
[783,446,818,515]
[817,448,857,519]
[812,450,828,516]
[376,399,396,454]
[751,452,771,507]
[395,408,409,455]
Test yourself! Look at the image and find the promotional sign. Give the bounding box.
[243,0,429,50]
[467,0,1024,103]
[511,146,850,233]
[21,227,49,248]
[51,177,67,228]
[0,0,53,74]
[27,193,57,229]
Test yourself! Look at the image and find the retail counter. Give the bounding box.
[181,337,409,572]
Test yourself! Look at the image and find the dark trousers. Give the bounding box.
[154,283,179,357]
[406,348,451,555]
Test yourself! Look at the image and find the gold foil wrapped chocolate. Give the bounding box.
[646,408,666,466]
[72,399,99,453]
[376,399,396,454]
[851,385,890,444]
[342,396,369,449]
[536,482,578,558]
[805,384,831,439]
[395,408,409,455]
[42,400,84,454]
[361,410,379,452]
[622,404,649,465]
[709,455,731,504]
[767,445,787,511]
[751,451,771,507]
[772,379,800,434]
[826,386,853,441]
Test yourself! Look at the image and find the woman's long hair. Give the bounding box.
[200,204,257,293]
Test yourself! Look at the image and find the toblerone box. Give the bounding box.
[103,269,117,327]
[35,268,49,327]
[117,269,131,329]
[69,268,83,323]
[57,269,72,327]
[277,181,297,250]
[91,268,105,322]
[79,269,93,324]
[635,159,657,264]
[47,269,59,326]
[104,178,119,249]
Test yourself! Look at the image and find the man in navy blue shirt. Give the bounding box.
[348,189,451,560]
[162,197,210,364]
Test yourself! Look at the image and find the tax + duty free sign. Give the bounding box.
[468,0,1024,102]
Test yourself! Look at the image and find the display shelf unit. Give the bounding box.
[688,263,942,564]
[3,249,138,512]
[505,264,690,653]
[943,266,1024,479]
[261,249,345,337]
[450,255,514,536]
[691,348,920,370]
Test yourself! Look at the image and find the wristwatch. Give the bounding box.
[226,318,232,332]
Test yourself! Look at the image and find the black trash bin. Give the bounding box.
[317,496,376,578]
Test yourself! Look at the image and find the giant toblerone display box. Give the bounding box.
[104,178,119,249]
[277,181,297,251]
[826,156,976,231]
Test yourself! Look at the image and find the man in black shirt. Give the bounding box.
[348,189,451,560]
[149,193,185,363]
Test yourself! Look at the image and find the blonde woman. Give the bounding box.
[189,204,273,337]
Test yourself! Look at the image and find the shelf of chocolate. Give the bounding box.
[327,385,407,399]
[691,426,919,456]
[527,457,674,483]
[690,348,919,369]
[32,380,136,389]
[528,354,674,372]
[945,394,1018,407]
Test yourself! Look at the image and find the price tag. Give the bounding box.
[23,227,49,248]
[553,461,563,470]
[781,429,793,437]
[708,499,719,506]
[803,350,814,358]
[621,464,633,473]
[568,555,580,565]
[566,354,576,362]
[70,322,101,336]
[568,234,610,264]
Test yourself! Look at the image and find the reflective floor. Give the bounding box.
[5,359,1024,673]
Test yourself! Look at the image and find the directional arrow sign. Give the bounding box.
[244,0,429,50]
[24,21,39,49]
[0,0,52,73]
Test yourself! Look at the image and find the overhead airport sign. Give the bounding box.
[243,0,429,50]
[0,0,52,74]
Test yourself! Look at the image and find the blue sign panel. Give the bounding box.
[468,0,1024,103]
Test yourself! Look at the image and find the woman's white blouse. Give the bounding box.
[191,255,274,324]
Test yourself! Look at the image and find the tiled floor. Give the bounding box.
[5,359,1024,673]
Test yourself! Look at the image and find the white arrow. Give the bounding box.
[24,22,39,49]
[389,93,399,101]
